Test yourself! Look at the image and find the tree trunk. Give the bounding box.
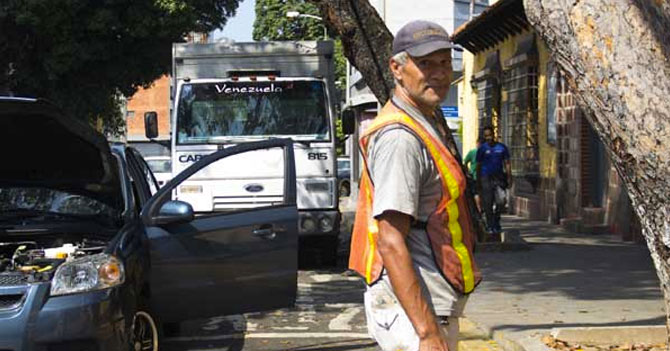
[308,0,394,105]
[524,0,670,335]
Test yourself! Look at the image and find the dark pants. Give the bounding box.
[480,175,506,232]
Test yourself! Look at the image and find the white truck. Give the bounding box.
[155,41,340,263]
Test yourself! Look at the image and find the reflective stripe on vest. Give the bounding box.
[349,112,478,293]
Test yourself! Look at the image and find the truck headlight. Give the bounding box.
[50,254,125,296]
[319,216,334,232]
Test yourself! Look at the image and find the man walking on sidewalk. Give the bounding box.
[349,20,481,351]
[476,126,511,235]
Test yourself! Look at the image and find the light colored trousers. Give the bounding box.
[364,282,460,351]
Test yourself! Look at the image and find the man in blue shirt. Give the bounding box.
[476,126,511,234]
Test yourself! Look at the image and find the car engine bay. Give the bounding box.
[0,236,107,284]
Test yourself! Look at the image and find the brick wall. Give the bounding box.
[126,75,171,141]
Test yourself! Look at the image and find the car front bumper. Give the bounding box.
[0,283,128,351]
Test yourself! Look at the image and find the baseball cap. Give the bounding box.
[392,20,455,57]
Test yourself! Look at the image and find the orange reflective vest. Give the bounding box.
[349,111,481,294]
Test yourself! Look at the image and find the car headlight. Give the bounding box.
[50,253,125,296]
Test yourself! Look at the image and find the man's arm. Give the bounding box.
[505,159,512,186]
[503,145,512,186]
[377,210,447,351]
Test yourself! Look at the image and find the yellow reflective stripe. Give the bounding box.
[365,220,378,284]
[385,114,475,293]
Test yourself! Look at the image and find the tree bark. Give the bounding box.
[308,0,394,104]
[524,0,670,335]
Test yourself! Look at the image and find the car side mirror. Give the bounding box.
[153,200,194,225]
[341,109,355,135]
[145,111,159,139]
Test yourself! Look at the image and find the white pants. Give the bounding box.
[364,282,460,351]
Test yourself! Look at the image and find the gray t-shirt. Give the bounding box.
[367,107,467,317]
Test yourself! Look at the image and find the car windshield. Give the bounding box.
[176,80,330,144]
[0,188,118,220]
[146,159,171,173]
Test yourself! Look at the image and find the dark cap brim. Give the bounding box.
[405,40,455,57]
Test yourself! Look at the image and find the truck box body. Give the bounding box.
[169,41,340,262]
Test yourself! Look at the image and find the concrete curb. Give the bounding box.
[462,317,552,351]
[551,326,668,345]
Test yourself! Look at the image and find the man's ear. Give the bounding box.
[389,58,403,83]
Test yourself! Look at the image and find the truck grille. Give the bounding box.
[0,293,25,310]
[0,273,27,286]
[213,195,284,210]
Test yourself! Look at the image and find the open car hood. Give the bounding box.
[0,97,122,208]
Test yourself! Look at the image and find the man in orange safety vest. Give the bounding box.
[349,20,481,351]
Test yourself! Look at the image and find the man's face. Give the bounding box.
[393,49,453,111]
[483,129,494,145]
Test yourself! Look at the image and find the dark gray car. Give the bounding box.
[0,97,298,350]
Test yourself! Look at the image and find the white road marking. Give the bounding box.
[166,332,371,342]
[325,303,362,308]
[297,282,317,324]
[311,274,336,282]
[270,326,310,331]
[328,307,362,331]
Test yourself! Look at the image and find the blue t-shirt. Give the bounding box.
[476,142,510,177]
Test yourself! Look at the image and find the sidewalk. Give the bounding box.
[463,215,665,351]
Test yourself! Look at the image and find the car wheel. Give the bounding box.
[130,309,159,351]
[339,180,351,197]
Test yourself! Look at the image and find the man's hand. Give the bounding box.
[377,211,447,351]
[419,329,449,351]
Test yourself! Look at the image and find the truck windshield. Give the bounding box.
[176,80,330,144]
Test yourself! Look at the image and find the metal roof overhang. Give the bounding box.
[451,0,531,54]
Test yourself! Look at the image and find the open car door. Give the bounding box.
[141,139,298,322]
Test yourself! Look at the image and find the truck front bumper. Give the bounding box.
[298,210,340,237]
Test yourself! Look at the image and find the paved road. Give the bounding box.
[162,268,378,351]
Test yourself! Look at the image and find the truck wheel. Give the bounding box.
[130,308,159,351]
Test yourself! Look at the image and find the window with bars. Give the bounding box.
[473,52,501,139]
[502,62,540,194]
[476,79,496,136]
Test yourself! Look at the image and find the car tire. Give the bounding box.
[339,180,351,197]
[130,304,159,351]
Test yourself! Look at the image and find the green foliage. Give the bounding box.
[253,0,346,97]
[253,0,323,41]
[0,0,241,134]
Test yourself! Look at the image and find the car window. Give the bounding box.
[129,149,160,196]
[146,159,171,173]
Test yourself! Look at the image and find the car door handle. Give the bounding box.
[252,227,277,240]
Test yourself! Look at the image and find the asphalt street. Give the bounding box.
[161,268,377,351]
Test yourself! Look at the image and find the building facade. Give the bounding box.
[453,0,641,240]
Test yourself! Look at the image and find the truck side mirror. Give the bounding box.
[145,111,158,139]
[341,109,355,135]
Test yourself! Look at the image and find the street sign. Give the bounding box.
[441,106,459,118]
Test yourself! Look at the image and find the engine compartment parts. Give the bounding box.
[0,239,107,285]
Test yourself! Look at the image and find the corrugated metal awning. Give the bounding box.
[451,0,530,54]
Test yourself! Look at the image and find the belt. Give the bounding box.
[411,220,428,230]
